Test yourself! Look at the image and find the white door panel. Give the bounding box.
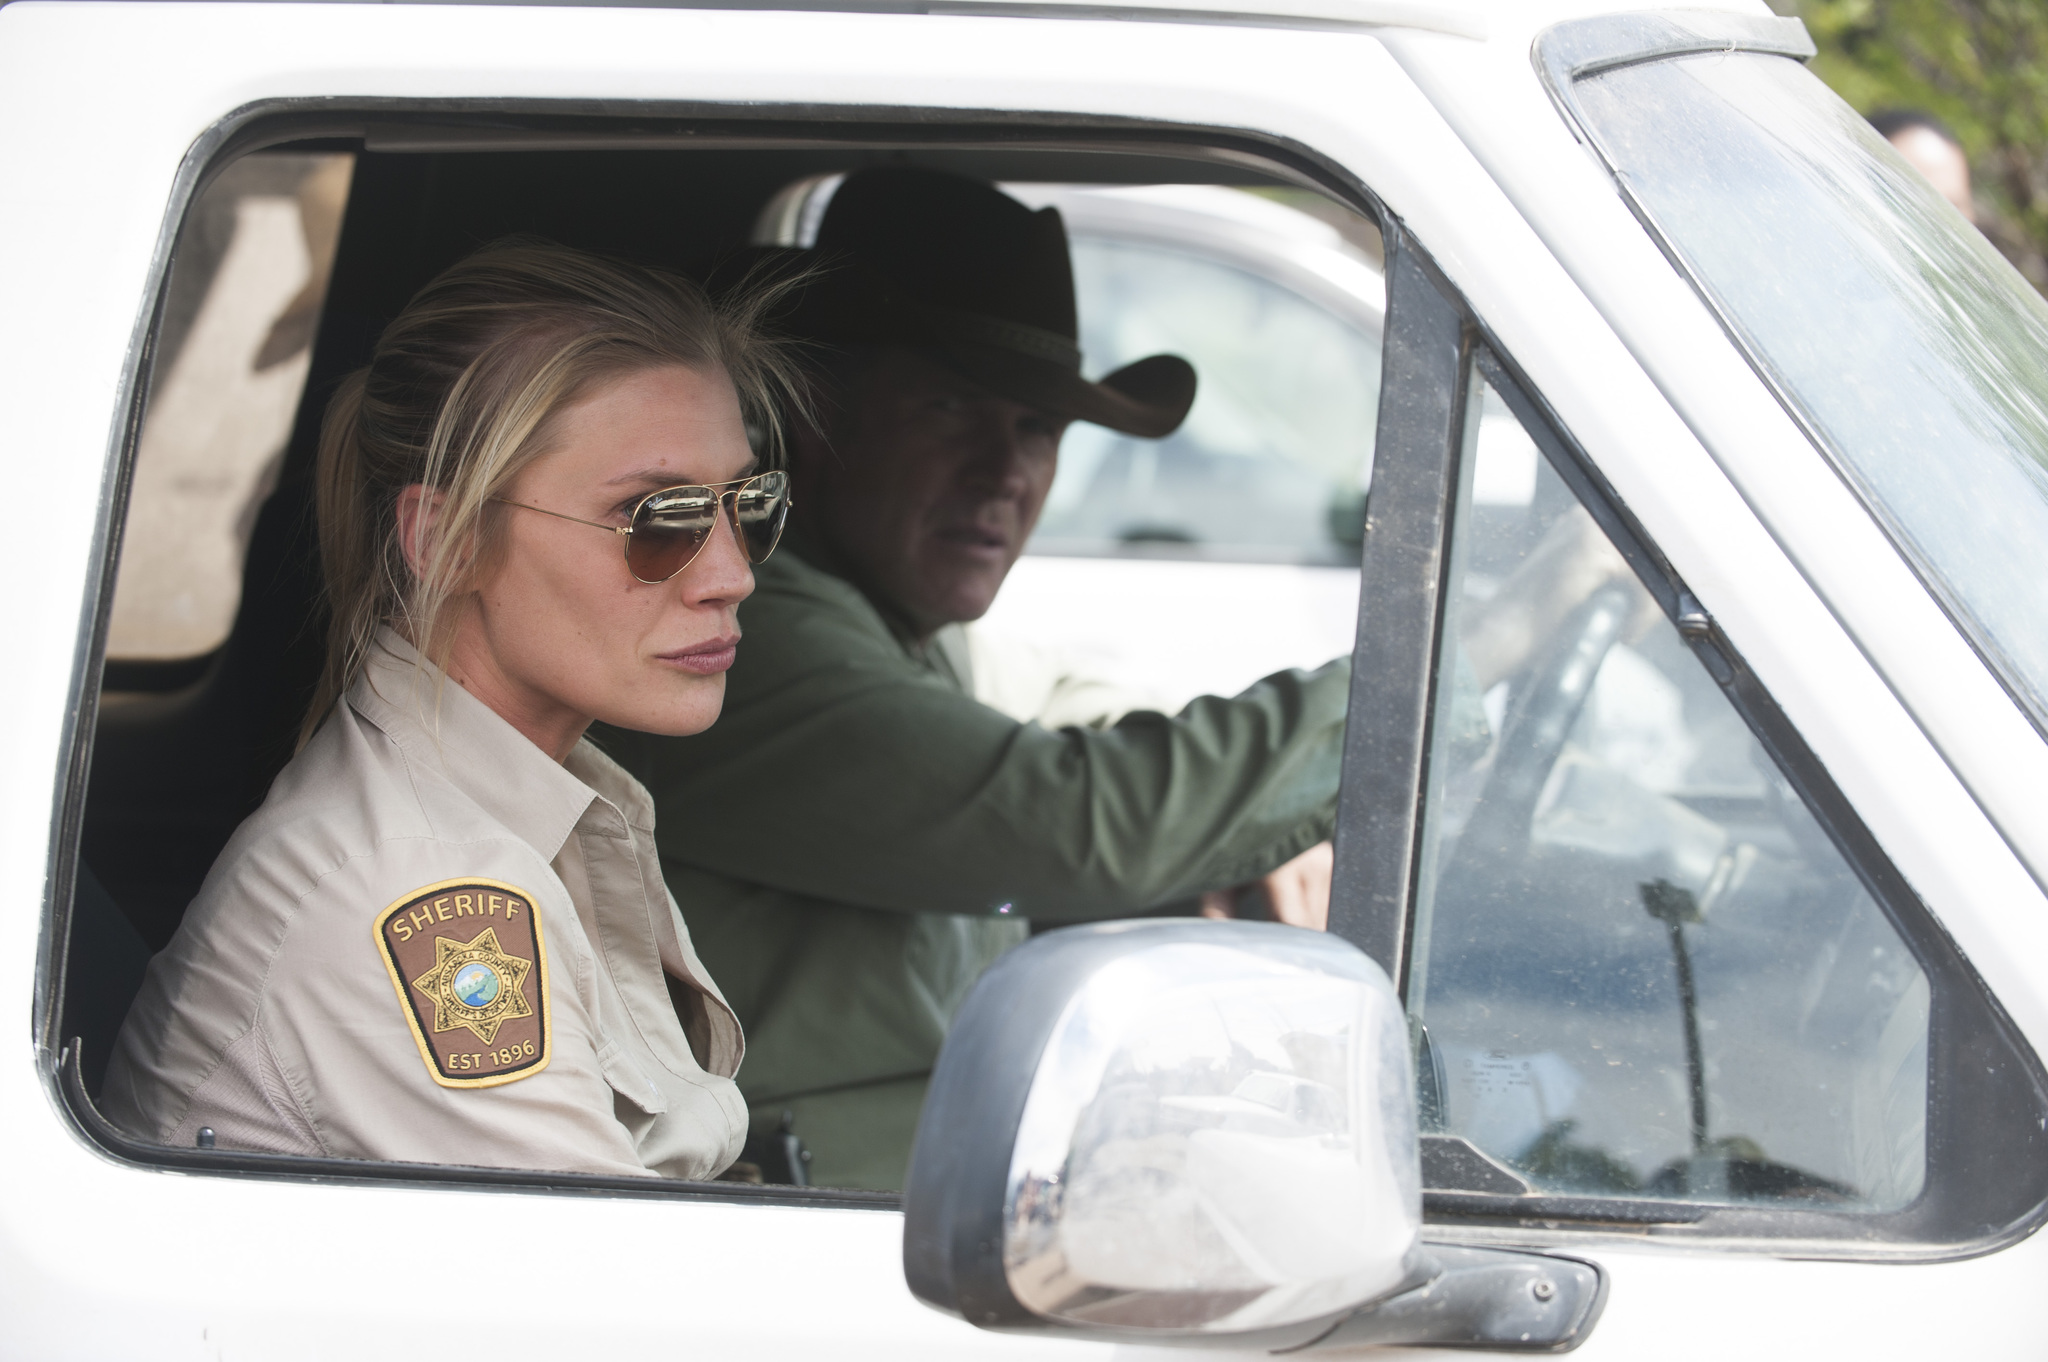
[0,1128,1108,1358]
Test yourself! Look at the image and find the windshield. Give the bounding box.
[1571,50,2048,734]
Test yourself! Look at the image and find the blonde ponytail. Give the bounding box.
[305,370,375,741]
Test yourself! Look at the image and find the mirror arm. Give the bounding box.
[1286,1245,1606,1353]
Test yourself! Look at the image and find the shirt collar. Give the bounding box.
[349,629,615,861]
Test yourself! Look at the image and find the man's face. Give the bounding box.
[798,348,1068,637]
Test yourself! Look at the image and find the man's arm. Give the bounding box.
[609,565,1350,923]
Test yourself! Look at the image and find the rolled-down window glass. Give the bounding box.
[1569,50,2048,732]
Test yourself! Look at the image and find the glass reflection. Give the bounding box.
[1576,50,2048,732]
[1408,380,1929,1209]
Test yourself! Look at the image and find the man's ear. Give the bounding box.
[788,355,866,479]
[787,418,838,481]
[393,483,449,581]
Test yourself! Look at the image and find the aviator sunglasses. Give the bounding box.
[494,469,792,584]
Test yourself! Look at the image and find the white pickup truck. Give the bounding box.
[4,0,2047,1356]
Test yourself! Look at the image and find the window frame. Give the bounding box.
[42,99,1398,1208]
[1329,222,2048,1258]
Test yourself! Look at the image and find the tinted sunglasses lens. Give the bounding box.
[731,471,791,563]
[627,488,717,583]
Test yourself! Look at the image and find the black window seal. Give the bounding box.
[40,96,1394,1206]
[1534,11,2048,748]
[1337,221,2048,1260]
[1329,217,1467,980]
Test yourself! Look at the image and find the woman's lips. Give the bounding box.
[659,636,740,675]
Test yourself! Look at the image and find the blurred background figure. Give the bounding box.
[1790,0,2048,285]
[1870,108,1977,223]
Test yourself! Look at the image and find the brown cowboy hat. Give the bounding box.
[776,167,1196,439]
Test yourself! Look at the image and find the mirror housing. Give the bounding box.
[902,920,1424,1348]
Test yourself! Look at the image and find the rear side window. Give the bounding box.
[986,185,1382,714]
[107,152,350,671]
[68,152,351,1096]
[1025,187,1381,564]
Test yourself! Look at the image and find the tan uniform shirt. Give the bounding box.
[103,632,747,1179]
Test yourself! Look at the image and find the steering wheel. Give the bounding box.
[1457,581,1637,859]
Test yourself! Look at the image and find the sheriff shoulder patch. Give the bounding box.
[373,877,551,1088]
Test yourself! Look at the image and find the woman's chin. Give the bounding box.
[603,675,727,738]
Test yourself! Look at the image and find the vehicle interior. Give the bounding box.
[56,114,2024,1235]
[64,125,1388,1132]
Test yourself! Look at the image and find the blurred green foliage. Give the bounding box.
[1791,0,2048,285]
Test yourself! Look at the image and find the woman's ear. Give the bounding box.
[393,484,449,581]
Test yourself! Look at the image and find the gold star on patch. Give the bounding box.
[410,927,534,1045]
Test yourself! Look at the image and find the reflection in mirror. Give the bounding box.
[1407,375,1929,1210]
[1003,929,1418,1332]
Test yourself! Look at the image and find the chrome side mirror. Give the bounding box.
[903,920,1608,1352]
[904,920,1423,1348]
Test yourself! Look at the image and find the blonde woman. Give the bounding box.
[104,240,800,1178]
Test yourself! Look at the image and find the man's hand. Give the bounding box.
[1460,506,1658,689]
[1199,841,1333,931]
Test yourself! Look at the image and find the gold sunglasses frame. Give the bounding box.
[492,471,792,585]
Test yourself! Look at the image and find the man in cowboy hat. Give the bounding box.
[602,168,1350,1189]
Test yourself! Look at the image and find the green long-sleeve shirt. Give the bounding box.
[599,546,1350,1187]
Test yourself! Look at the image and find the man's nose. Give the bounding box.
[960,410,1038,496]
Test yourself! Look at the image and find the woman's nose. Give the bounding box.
[676,501,756,605]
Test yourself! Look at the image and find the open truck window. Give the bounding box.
[65,121,1385,1196]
